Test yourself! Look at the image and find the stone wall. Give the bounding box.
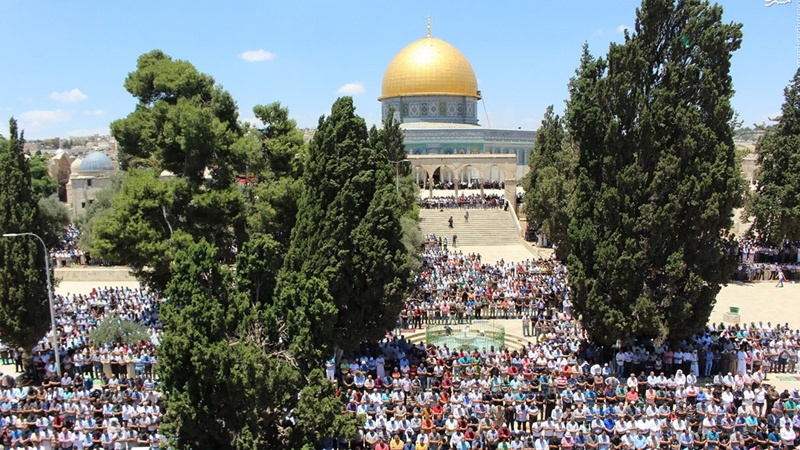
[54,267,137,282]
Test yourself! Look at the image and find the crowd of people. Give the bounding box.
[330,239,800,450]
[4,230,800,449]
[49,225,87,268]
[0,286,165,449]
[734,240,800,282]
[416,181,506,191]
[418,195,508,210]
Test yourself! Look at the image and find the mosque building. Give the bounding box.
[379,23,535,204]
[65,151,117,219]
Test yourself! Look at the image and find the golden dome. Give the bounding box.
[380,36,480,100]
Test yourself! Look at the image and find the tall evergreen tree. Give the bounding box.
[0,119,51,350]
[746,68,800,242]
[279,97,412,354]
[95,50,249,291]
[522,105,577,259]
[566,0,743,345]
[160,236,358,449]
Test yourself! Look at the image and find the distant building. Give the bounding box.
[66,151,117,219]
[378,27,536,203]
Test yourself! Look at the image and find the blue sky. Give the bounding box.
[0,0,796,139]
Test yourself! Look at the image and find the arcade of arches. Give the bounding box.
[408,154,517,204]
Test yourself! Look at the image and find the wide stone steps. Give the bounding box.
[418,208,522,246]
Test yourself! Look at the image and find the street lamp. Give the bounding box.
[2,232,61,377]
[389,159,410,193]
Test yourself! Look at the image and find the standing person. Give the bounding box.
[452,234,458,247]
[448,216,454,228]
[522,316,531,338]
[464,211,469,222]
[325,357,336,382]
[777,269,785,288]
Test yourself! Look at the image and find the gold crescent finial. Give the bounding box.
[427,17,431,37]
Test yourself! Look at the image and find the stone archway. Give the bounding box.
[457,165,480,190]
[407,154,519,209]
[485,164,506,189]
[431,166,456,188]
[412,165,429,188]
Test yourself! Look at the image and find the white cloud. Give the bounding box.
[65,127,110,138]
[18,109,72,130]
[240,117,264,128]
[239,49,276,62]
[617,24,630,34]
[337,82,365,95]
[50,88,87,103]
[83,109,105,116]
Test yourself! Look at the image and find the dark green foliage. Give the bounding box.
[745,68,800,241]
[77,173,125,251]
[566,0,743,345]
[242,102,306,251]
[0,119,51,350]
[89,314,149,346]
[236,233,282,304]
[38,197,70,248]
[279,97,413,354]
[160,237,358,449]
[28,154,59,201]
[96,51,249,291]
[111,50,242,185]
[90,170,175,287]
[522,106,577,259]
[104,53,399,448]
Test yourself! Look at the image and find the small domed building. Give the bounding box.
[379,26,535,204]
[67,151,117,219]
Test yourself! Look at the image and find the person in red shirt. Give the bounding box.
[625,387,639,405]
[375,437,390,450]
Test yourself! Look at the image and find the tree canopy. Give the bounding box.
[279,97,414,354]
[745,68,800,242]
[566,0,743,345]
[522,105,577,259]
[0,119,52,350]
[95,51,249,290]
[95,51,411,449]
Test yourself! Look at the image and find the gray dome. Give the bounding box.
[78,152,114,172]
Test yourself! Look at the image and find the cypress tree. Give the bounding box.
[279,97,412,354]
[746,68,800,242]
[522,105,577,259]
[567,0,743,344]
[0,118,51,350]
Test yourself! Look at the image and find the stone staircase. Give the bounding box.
[418,208,522,247]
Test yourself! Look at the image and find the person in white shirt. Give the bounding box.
[780,422,797,447]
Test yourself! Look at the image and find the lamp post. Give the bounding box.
[389,159,410,194]
[2,232,61,377]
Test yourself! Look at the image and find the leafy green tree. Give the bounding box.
[236,233,282,304]
[89,314,150,346]
[522,106,577,259]
[745,68,800,242]
[90,170,176,287]
[242,102,306,250]
[160,237,357,449]
[38,197,70,248]
[0,119,51,350]
[111,50,242,185]
[28,154,59,201]
[368,114,423,271]
[77,173,125,252]
[279,97,413,354]
[566,0,743,345]
[96,51,249,290]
